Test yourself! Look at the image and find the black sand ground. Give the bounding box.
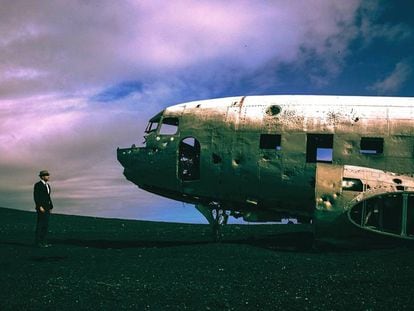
[0,207,413,310]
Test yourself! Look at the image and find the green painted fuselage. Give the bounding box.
[118,95,414,241]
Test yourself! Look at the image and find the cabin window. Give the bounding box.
[159,117,179,135]
[178,137,200,181]
[260,134,281,150]
[342,178,364,192]
[306,134,333,163]
[360,137,384,154]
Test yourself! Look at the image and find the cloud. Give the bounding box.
[5,0,412,222]
[0,93,172,218]
[0,0,363,100]
[368,60,412,95]
[358,1,412,45]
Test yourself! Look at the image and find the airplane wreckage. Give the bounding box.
[117,95,414,245]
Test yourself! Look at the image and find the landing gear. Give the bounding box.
[212,209,229,241]
[195,204,229,241]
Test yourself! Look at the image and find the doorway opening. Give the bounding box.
[178,137,200,181]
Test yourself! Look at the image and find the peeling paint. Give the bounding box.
[118,95,414,244]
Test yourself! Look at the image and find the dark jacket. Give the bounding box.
[33,181,53,211]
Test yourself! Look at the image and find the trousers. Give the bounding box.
[35,209,50,244]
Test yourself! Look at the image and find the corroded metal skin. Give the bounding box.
[117,95,414,243]
[315,164,414,244]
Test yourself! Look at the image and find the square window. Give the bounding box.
[306,134,333,163]
[260,134,281,150]
[316,148,333,162]
[360,137,384,154]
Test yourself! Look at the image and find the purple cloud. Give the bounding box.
[3,0,405,222]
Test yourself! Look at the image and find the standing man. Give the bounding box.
[34,170,53,247]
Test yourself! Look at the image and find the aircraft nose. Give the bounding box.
[117,146,140,169]
[117,147,139,182]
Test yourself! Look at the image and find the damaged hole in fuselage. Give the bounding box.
[212,153,222,164]
[342,178,364,192]
[349,193,414,238]
[265,105,281,116]
[350,194,407,235]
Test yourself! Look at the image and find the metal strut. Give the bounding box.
[195,203,229,241]
[212,209,229,241]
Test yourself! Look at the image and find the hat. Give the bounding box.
[39,170,50,177]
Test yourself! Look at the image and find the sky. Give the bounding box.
[1,0,413,223]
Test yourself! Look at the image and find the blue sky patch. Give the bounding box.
[92,81,143,102]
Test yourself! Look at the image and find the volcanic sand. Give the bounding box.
[0,207,413,310]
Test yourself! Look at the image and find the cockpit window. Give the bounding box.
[145,121,159,133]
[145,112,162,134]
[159,117,179,135]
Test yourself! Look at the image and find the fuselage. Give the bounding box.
[117,95,414,234]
